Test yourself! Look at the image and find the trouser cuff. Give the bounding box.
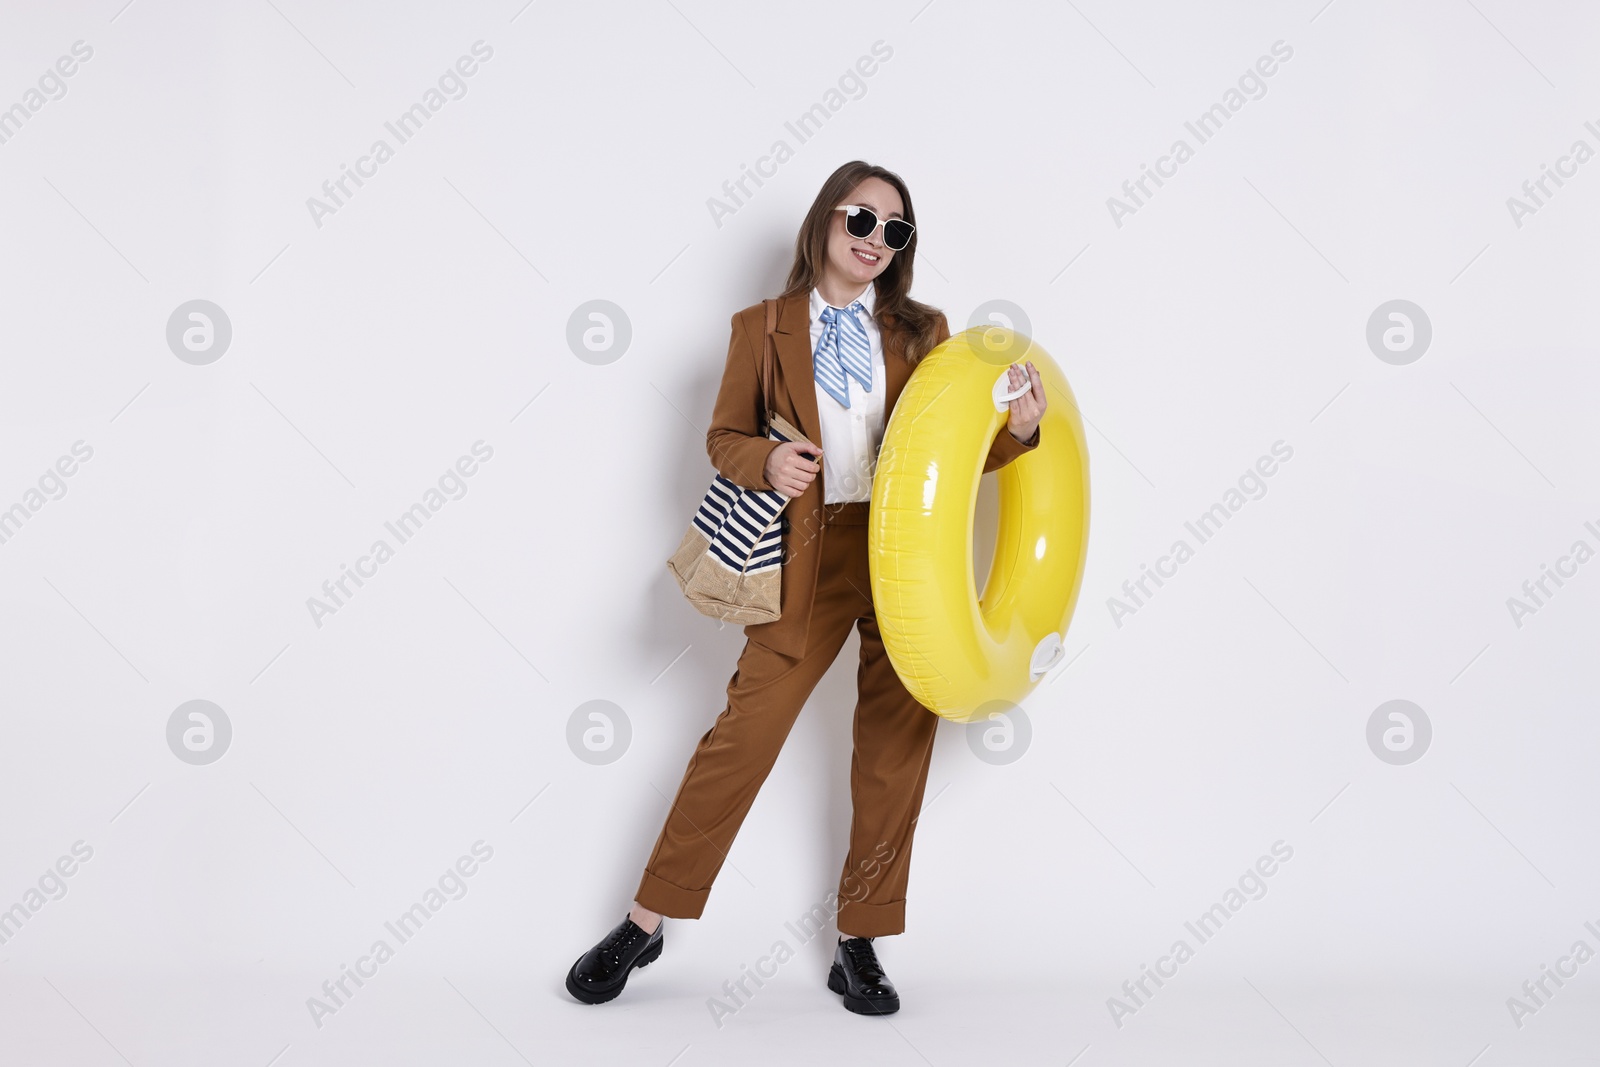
[634,869,710,919]
[836,897,906,938]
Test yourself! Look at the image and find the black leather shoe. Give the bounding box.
[827,936,900,1015]
[565,914,664,1004]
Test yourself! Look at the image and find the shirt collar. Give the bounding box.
[810,283,877,320]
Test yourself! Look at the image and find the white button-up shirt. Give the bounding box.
[809,285,887,504]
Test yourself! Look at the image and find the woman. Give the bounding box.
[566,160,1045,1015]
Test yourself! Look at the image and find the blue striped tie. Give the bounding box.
[814,302,872,408]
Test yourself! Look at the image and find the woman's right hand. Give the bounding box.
[764,440,822,498]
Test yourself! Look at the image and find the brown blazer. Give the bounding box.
[704,291,1041,661]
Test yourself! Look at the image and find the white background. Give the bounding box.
[2,1,1597,1064]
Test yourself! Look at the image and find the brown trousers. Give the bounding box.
[636,500,941,937]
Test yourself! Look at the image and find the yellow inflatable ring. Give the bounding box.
[868,327,1090,723]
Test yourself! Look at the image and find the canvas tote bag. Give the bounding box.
[667,298,807,624]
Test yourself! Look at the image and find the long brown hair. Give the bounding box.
[781,161,943,366]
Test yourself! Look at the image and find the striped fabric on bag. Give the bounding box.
[695,472,787,572]
[694,410,807,571]
[667,412,807,624]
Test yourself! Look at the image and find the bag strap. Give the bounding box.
[759,297,778,431]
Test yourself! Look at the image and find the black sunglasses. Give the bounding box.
[835,205,915,251]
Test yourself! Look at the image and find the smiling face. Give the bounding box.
[823,176,906,294]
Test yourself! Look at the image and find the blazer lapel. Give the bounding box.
[772,293,821,449]
[772,290,910,451]
[882,319,910,414]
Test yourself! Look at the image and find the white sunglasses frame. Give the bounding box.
[834,205,916,250]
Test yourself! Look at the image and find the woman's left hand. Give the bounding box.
[1006,360,1045,444]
